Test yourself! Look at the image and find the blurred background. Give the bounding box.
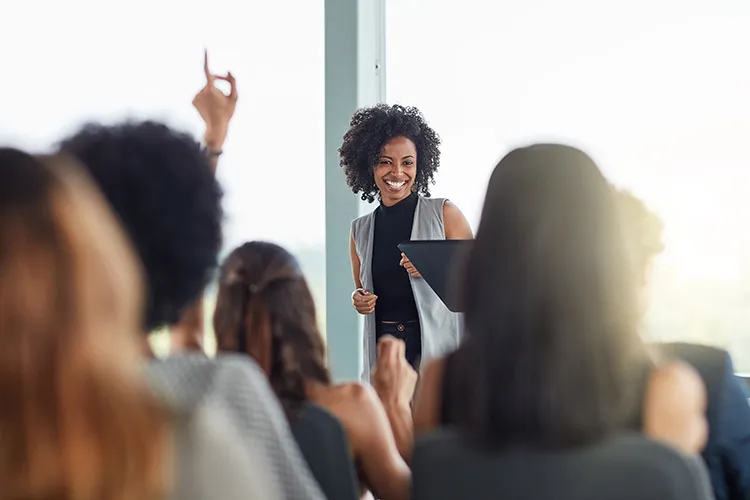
[2,0,748,371]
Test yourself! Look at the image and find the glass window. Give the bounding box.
[387,0,750,371]
[1,0,325,356]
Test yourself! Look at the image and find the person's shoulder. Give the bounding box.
[332,381,378,409]
[146,354,217,413]
[324,382,384,426]
[419,196,448,209]
[352,208,377,233]
[146,354,274,412]
[211,354,275,395]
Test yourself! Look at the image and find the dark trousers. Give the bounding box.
[376,320,422,370]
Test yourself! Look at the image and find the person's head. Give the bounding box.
[0,148,169,499]
[213,241,330,414]
[457,144,643,450]
[615,189,664,316]
[339,104,441,206]
[59,121,223,332]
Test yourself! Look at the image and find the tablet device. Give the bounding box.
[398,240,473,313]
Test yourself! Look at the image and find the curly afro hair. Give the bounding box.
[59,121,223,332]
[339,104,441,203]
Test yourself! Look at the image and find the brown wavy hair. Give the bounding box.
[0,149,171,500]
[213,241,330,416]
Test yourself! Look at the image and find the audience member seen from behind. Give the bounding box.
[57,57,324,500]
[413,144,707,456]
[214,241,414,500]
[618,188,750,500]
[0,149,169,500]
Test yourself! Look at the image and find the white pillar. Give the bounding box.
[324,0,386,381]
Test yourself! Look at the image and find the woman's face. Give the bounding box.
[373,136,417,206]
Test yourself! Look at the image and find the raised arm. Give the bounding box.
[171,51,238,352]
[412,357,447,437]
[345,383,412,500]
[193,49,238,174]
[443,200,473,239]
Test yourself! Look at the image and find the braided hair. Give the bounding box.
[339,104,441,203]
[213,242,330,417]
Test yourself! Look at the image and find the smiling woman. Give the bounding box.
[340,104,473,381]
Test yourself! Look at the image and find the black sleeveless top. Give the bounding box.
[372,192,419,323]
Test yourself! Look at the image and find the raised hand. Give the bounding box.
[193,49,238,150]
[371,336,418,407]
[399,253,421,278]
[352,288,378,315]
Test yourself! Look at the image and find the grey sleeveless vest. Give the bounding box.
[351,196,464,381]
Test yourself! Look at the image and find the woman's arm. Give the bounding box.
[443,201,473,239]
[350,232,363,289]
[412,358,447,437]
[371,337,418,464]
[193,50,237,174]
[342,383,411,500]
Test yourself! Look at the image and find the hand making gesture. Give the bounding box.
[193,49,238,152]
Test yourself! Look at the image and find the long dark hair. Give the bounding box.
[213,242,330,416]
[0,149,169,499]
[455,144,644,449]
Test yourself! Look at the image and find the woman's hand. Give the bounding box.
[353,288,378,315]
[371,336,418,407]
[643,361,708,455]
[193,49,238,150]
[399,253,421,278]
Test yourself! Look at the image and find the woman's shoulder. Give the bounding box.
[318,382,385,422]
[351,209,377,237]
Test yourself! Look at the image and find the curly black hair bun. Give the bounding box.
[339,104,441,203]
[59,120,223,332]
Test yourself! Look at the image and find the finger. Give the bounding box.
[381,336,403,362]
[396,337,406,360]
[227,72,237,100]
[203,49,214,83]
[378,335,397,360]
[401,253,410,263]
[214,73,238,99]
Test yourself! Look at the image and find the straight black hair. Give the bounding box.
[454,144,644,450]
